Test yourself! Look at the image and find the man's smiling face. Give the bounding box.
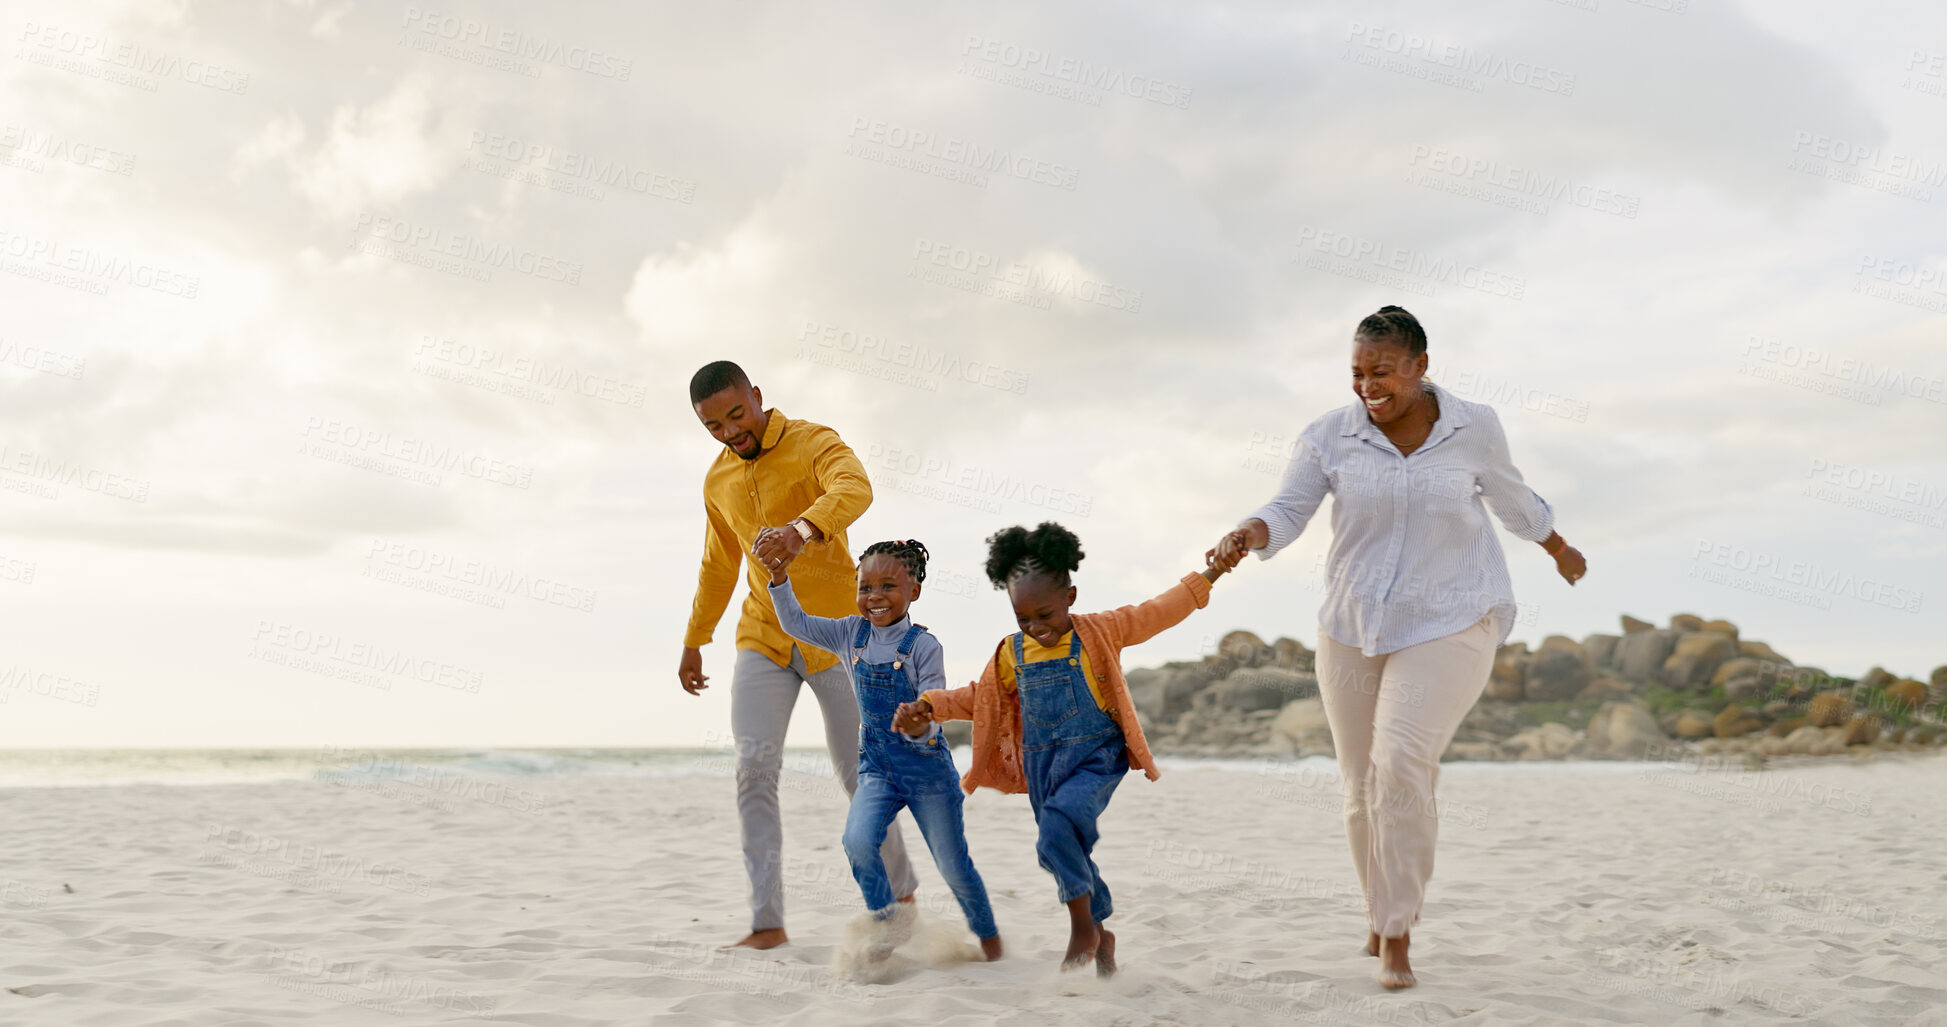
[694,383,767,460]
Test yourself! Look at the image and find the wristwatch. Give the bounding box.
[791,519,815,543]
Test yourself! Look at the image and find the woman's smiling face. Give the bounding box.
[1351,336,1429,425]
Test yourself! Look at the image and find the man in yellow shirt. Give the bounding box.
[677,360,916,950]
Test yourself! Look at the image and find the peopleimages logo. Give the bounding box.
[846,117,1080,191]
[1690,538,1923,613]
[1342,22,1576,95]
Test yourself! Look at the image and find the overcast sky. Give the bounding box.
[1,0,1942,749]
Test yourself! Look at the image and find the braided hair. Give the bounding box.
[1354,305,1428,357]
[860,539,929,583]
[984,522,1084,589]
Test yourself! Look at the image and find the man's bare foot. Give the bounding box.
[721,928,787,950]
[1378,932,1415,989]
[1060,895,1100,971]
[980,935,1004,961]
[1365,930,1380,957]
[1095,928,1116,978]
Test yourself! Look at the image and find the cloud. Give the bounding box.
[233,76,468,221]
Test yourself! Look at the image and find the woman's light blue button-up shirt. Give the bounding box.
[1244,381,1554,657]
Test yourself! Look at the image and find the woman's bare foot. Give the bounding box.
[1365,930,1380,957]
[1095,928,1116,978]
[1060,895,1100,971]
[1378,933,1415,989]
[721,928,788,950]
[980,935,1004,961]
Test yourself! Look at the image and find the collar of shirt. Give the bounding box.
[756,407,788,453]
[1339,380,1473,453]
[858,615,916,651]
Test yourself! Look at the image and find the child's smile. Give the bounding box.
[855,554,920,627]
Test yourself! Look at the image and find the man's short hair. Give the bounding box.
[689,361,751,404]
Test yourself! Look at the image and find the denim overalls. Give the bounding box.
[840,619,997,939]
[1015,631,1129,924]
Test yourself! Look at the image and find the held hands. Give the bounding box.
[753,530,801,585]
[1204,520,1266,579]
[892,699,933,737]
[751,525,805,582]
[1201,536,1245,582]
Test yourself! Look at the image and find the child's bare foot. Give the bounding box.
[1378,932,1415,989]
[1095,928,1116,978]
[1060,924,1101,971]
[1059,895,1100,971]
[980,935,1004,961]
[1365,930,1380,957]
[721,928,788,950]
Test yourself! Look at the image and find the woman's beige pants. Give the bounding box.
[1315,612,1499,938]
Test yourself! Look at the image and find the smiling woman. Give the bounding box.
[1211,305,1588,990]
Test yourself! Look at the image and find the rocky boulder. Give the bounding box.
[1583,633,1620,671]
[1489,646,1528,701]
[1662,632,1737,689]
[1614,629,1678,684]
[1884,678,1929,711]
[1842,713,1881,746]
[1713,704,1765,738]
[1859,666,1895,691]
[1270,697,1333,757]
[1126,664,1220,725]
[1710,658,1763,688]
[1577,677,1634,702]
[1807,691,1853,727]
[1524,648,1591,701]
[1215,630,1270,673]
[1700,618,1739,644]
[1587,702,1667,758]
[1214,667,1316,713]
[1932,665,1947,701]
[1620,614,1654,634]
[1503,722,1576,760]
[1670,613,1705,632]
[1674,710,1716,738]
[1739,639,1788,663]
[1270,637,1314,672]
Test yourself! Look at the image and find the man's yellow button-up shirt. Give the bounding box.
[683,409,870,675]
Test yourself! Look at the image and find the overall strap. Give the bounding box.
[896,622,926,660]
[850,618,872,658]
[1066,630,1083,659]
[1011,631,1026,665]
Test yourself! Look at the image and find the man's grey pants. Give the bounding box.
[733,646,919,932]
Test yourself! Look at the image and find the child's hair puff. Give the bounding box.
[984,522,1084,589]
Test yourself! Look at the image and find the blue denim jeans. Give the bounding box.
[843,770,998,939]
[841,620,997,940]
[1017,631,1127,924]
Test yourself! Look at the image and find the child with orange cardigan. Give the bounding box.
[894,522,1239,975]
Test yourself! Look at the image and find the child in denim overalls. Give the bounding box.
[769,539,1003,962]
[897,522,1239,974]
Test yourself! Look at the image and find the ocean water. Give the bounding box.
[0,748,1668,789]
[0,747,768,789]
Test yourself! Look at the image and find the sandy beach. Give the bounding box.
[2,750,1944,1025]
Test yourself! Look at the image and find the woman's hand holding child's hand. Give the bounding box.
[1200,533,1246,583]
